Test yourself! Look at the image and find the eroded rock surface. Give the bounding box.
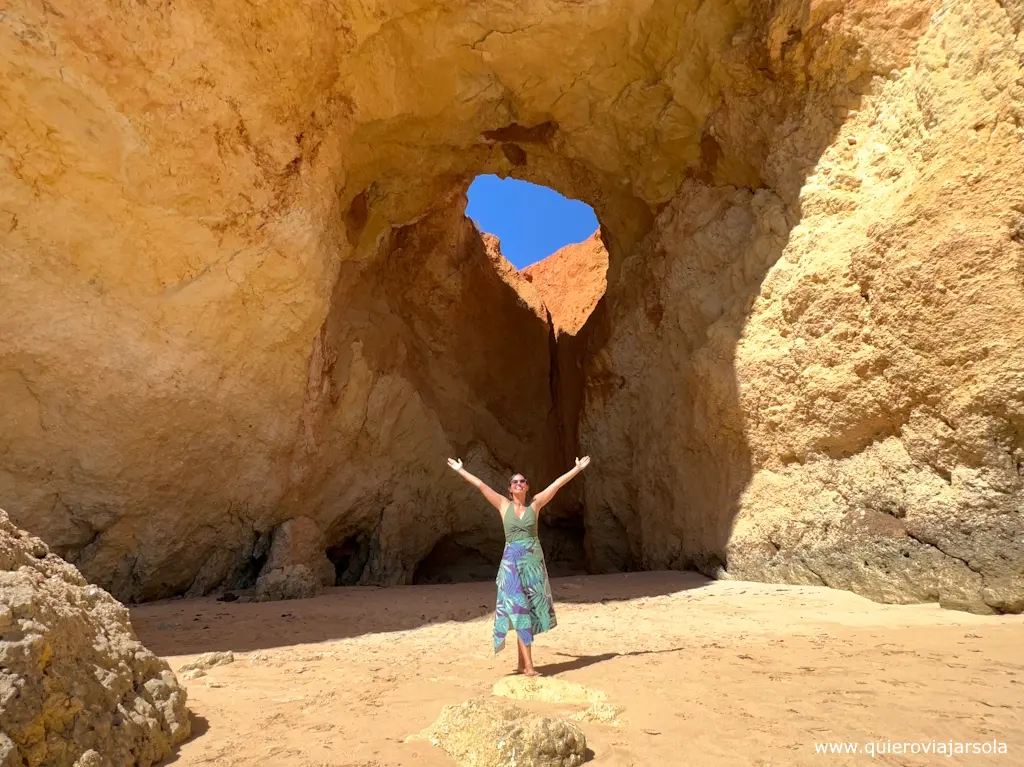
[0,510,190,766]
[522,232,608,336]
[178,651,235,674]
[579,0,1024,614]
[261,516,336,587]
[0,0,1020,611]
[413,697,587,767]
[492,676,608,706]
[255,565,322,602]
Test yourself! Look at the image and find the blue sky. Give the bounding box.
[466,175,599,269]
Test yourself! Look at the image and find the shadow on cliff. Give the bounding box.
[131,571,711,656]
[569,8,876,580]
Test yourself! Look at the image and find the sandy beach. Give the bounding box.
[131,572,1023,766]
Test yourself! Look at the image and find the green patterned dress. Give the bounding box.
[493,502,557,653]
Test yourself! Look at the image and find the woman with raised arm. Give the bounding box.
[446,455,591,676]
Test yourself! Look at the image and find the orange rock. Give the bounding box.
[521,232,608,337]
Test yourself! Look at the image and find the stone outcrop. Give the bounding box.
[412,697,587,767]
[0,0,1020,612]
[0,510,190,766]
[492,676,608,706]
[260,516,336,588]
[578,0,1024,614]
[255,564,322,602]
[522,232,608,336]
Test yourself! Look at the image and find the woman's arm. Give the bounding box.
[447,458,508,512]
[532,456,590,512]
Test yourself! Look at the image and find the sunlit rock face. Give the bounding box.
[579,0,1024,615]
[522,232,608,338]
[0,510,190,765]
[0,0,1021,612]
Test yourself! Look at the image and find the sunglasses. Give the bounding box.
[510,479,529,486]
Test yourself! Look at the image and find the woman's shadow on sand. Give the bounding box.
[536,646,687,675]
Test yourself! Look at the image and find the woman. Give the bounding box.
[447,455,591,676]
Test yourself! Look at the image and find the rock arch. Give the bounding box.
[0,0,1021,611]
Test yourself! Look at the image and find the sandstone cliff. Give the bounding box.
[0,0,1020,612]
[522,232,608,337]
[578,0,1024,614]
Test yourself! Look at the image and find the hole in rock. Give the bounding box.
[220,529,271,594]
[466,174,610,338]
[538,515,588,577]
[240,548,269,589]
[325,534,370,586]
[467,174,599,269]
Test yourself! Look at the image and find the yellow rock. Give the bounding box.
[0,0,1019,614]
[492,675,608,706]
[412,696,587,767]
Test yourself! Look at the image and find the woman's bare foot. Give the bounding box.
[516,636,540,677]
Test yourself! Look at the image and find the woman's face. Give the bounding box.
[509,475,529,496]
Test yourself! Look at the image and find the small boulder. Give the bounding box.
[255,564,323,601]
[260,517,335,587]
[0,509,190,766]
[413,696,587,767]
[179,651,234,673]
[492,675,608,706]
[570,702,626,727]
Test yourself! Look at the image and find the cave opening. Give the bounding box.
[339,169,617,590]
[412,535,498,585]
[325,534,370,587]
[538,514,588,578]
[411,513,588,586]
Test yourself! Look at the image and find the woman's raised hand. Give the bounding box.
[447,457,464,472]
[575,456,591,471]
